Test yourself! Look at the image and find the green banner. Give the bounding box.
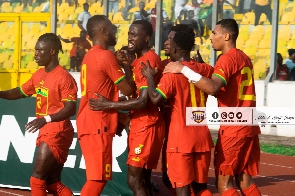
[0,98,132,195]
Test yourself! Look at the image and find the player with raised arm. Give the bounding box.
[141,24,214,196]
[164,19,262,196]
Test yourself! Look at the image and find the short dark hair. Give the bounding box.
[38,33,63,53]
[216,19,239,41]
[171,24,195,51]
[132,19,153,37]
[288,49,295,56]
[86,15,107,39]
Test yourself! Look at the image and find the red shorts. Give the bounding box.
[167,151,211,188]
[127,119,165,169]
[214,134,260,176]
[36,130,74,164]
[79,134,113,180]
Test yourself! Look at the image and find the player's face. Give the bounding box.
[34,41,53,66]
[169,38,178,62]
[164,31,175,56]
[128,24,149,53]
[139,2,145,10]
[209,24,225,51]
[106,20,117,46]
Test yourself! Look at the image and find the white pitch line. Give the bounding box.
[257,175,295,183]
[0,190,23,196]
[260,162,294,169]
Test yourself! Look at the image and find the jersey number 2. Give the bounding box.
[239,67,256,101]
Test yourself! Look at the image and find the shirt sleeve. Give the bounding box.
[155,74,174,99]
[20,75,36,97]
[212,55,233,85]
[59,74,78,102]
[77,12,83,21]
[101,51,126,84]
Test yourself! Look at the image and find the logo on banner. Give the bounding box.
[192,110,206,123]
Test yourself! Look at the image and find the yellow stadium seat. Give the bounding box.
[3,59,13,69]
[236,38,245,49]
[0,40,14,50]
[58,12,69,23]
[243,46,257,59]
[249,25,264,39]
[112,12,125,23]
[58,2,69,12]
[1,2,10,9]
[75,6,83,13]
[277,47,288,58]
[26,61,38,69]
[68,12,78,20]
[259,38,271,49]
[13,5,23,12]
[263,31,272,39]
[59,55,70,66]
[244,38,259,48]
[0,24,8,34]
[287,39,295,49]
[278,25,291,39]
[0,53,10,64]
[33,6,42,12]
[2,5,13,12]
[240,12,255,25]
[280,12,295,24]
[64,5,75,13]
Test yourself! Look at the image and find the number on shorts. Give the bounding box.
[105,164,111,178]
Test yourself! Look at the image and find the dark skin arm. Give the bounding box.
[163,62,224,95]
[89,88,149,111]
[0,87,26,100]
[25,101,76,133]
[140,60,165,106]
[0,88,76,132]
[58,35,72,43]
[78,20,85,31]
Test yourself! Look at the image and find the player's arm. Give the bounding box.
[116,50,135,95]
[163,61,224,95]
[58,35,71,43]
[77,20,85,31]
[89,88,149,111]
[141,60,165,106]
[25,101,76,133]
[0,87,26,100]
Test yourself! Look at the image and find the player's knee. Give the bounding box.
[127,174,141,190]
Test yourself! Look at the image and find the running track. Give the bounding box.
[0,152,294,196]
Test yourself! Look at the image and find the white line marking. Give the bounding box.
[0,190,23,196]
[260,162,294,169]
[257,175,295,183]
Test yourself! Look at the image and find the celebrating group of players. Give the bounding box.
[0,14,262,196]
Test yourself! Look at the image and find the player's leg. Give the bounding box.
[127,165,148,196]
[191,152,213,196]
[214,135,240,195]
[30,142,61,195]
[79,134,111,195]
[235,135,261,196]
[46,164,73,196]
[143,168,154,196]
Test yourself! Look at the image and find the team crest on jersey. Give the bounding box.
[40,80,44,85]
[134,144,144,155]
[192,110,206,123]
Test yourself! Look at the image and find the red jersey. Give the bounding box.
[130,50,164,132]
[276,65,289,81]
[156,60,214,153]
[212,48,260,137]
[20,65,78,135]
[76,45,126,137]
[69,37,91,58]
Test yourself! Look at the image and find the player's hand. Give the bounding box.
[163,61,184,74]
[25,118,47,133]
[89,93,111,111]
[140,60,158,78]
